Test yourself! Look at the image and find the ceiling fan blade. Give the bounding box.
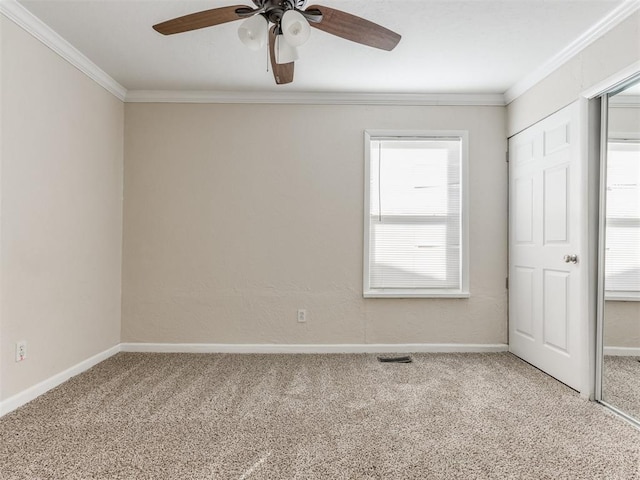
[269,27,294,85]
[153,6,248,35]
[306,4,400,51]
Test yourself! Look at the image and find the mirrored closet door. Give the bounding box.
[598,75,640,424]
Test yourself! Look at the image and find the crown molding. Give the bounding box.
[125,90,506,106]
[504,0,640,104]
[0,0,127,101]
[3,0,637,108]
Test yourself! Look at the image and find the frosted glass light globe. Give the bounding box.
[281,10,310,47]
[238,15,268,51]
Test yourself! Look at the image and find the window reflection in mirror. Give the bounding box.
[601,76,640,422]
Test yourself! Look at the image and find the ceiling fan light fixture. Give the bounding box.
[275,35,299,64]
[237,14,268,51]
[154,3,401,85]
[281,9,311,47]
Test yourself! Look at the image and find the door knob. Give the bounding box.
[563,254,578,264]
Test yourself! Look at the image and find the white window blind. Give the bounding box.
[605,141,640,299]
[364,132,468,298]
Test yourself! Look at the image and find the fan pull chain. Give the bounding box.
[266,40,270,73]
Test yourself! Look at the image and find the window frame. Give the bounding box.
[363,130,470,298]
[604,136,640,301]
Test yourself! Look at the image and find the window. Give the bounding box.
[605,140,640,300]
[363,131,469,298]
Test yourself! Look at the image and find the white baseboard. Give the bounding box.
[0,344,121,417]
[604,346,640,356]
[120,342,509,354]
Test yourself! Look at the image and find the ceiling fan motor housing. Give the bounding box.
[250,0,313,33]
[252,0,306,9]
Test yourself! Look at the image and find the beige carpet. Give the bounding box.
[603,355,640,422]
[0,352,639,479]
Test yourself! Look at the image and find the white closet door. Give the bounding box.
[509,100,587,391]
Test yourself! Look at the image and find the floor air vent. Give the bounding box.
[377,355,413,363]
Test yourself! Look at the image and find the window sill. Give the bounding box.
[605,292,640,302]
[364,290,470,299]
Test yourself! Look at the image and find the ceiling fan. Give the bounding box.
[152,0,401,85]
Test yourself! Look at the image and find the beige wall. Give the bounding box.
[604,301,640,348]
[0,18,124,400]
[0,0,634,406]
[608,104,640,133]
[122,103,507,345]
[507,11,640,136]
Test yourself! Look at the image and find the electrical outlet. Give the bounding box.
[16,341,27,362]
[297,309,307,323]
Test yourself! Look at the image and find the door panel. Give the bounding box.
[514,267,535,339]
[515,178,534,243]
[543,269,569,353]
[543,166,569,243]
[509,100,586,391]
[543,123,570,155]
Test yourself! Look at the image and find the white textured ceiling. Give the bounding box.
[17,0,627,94]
